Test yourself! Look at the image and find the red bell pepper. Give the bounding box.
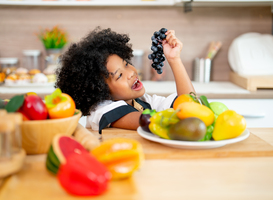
[57,153,111,196]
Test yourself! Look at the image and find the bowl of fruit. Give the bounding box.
[3,89,81,154]
[138,93,249,149]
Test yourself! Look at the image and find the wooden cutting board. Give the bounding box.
[230,71,273,91]
[100,128,273,159]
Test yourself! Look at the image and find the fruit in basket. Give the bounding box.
[173,93,199,110]
[176,102,214,126]
[148,108,179,139]
[139,109,156,132]
[45,88,76,119]
[168,117,206,141]
[91,138,144,180]
[19,95,48,120]
[212,110,246,141]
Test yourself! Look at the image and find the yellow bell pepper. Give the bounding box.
[91,138,144,180]
[148,108,180,139]
[212,110,246,141]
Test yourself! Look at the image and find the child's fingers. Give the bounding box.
[167,35,177,48]
[164,30,178,47]
[166,30,175,36]
[164,30,183,49]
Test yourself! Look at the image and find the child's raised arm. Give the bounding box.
[163,30,195,96]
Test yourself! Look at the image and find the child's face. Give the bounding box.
[105,54,145,104]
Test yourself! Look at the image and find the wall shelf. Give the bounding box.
[0,0,175,6]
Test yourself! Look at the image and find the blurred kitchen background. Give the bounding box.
[0,0,272,82]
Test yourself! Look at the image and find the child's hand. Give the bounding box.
[162,30,183,61]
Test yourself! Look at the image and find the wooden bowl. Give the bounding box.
[21,110,82,155]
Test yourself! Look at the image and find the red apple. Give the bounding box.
[20,95,48,120]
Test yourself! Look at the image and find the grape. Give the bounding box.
[153,58,160,63]
[160,33,166,40]
[149,28,168,74]
[157,44,163,51]
[151,46,158,52]
[160,56,165,62]
[154,31,160,37]
[152,63,157,68]
[157,68,163,74]
[152,39,158,45]
[160,28,168,34]
[156,53,162,57]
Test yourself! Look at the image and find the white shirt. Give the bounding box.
[86,93,177,133]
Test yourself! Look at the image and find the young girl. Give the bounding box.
[56,27,195,133]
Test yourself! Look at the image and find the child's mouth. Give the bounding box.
[131,79,143,91]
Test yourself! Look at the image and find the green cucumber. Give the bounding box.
[47,145,61,167]
[46,156,59,174]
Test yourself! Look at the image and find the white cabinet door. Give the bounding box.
[209,99,273,128]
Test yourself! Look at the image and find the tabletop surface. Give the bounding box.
[0,127,273,200]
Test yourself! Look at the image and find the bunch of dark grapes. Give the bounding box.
[148,28,168,74]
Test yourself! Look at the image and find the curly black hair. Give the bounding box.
[55,27,133,116]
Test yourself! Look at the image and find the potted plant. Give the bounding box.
[37,25,68,50]
[37,25,68,67]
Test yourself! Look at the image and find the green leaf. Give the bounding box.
[142,109,151,115]
[189,92,200,103]
[150,109,157,117]
[5,95,25,113]
[142,109,157,116]
[199,95,211,109]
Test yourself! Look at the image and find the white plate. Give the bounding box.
[137,127,250,149]
[4,82,55,87]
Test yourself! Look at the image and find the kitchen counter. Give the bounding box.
[0,127,273,200]
[0,81,273,99]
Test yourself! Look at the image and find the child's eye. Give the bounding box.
[117,73,122,80]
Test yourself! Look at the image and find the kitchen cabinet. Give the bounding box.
[208,99,273,128]
[0,0,271,6]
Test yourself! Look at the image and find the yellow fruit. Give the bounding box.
[176,102,214,126]
[212,110,246,141]
[91,138,144,180]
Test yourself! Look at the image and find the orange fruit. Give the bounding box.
[91,138,144,180]
[176,102,214,126]
[47,93,76,119]
[173,94,198,110]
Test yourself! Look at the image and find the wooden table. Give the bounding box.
[1,128,273,200]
